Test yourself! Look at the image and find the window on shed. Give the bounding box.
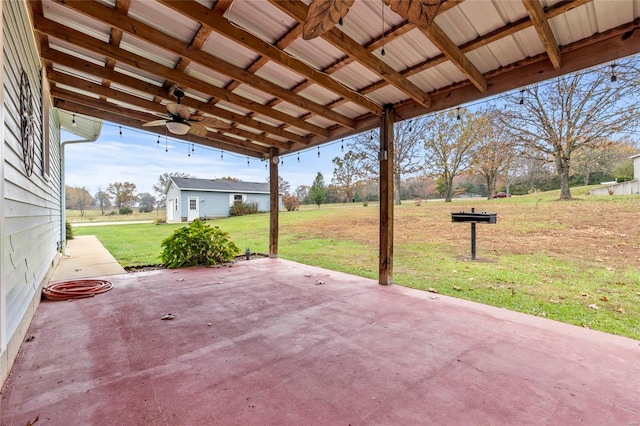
[175,198,179,210]
[189,199,197,210]
[233,194,243,202]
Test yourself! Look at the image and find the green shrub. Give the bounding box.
[119,207,133,215]
[229,200,258,216]
[160,219,240,268]
[65,221,74,240]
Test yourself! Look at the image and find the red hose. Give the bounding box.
[43,279,113,301]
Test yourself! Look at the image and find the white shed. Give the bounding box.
[590,153,640,196]
[166,177,282,222]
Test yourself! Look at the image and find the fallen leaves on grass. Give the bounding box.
[600,296,609,302]
[588,304,599,310]
[452,286,462,291]
[428,287,438,293]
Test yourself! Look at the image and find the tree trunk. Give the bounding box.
[556,157,572,200]
[583,172,589,186]
[486,175,495,200]
[394,172,401,205]
[445,178,453,202]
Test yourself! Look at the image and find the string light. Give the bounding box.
[156,136,160,145]
[247,157,250,166]
[119,126,123,137]
[187,143,191,157]
[72,114,76,127]
[297,152,300,163]
[191,143,195,153]
[317,146,320,158]
[610,64,617,82]
[456,107,461,120]
[519,90,524,105]
[408,120,413,132]
[341,139,344,152]
[265,162,267,169]
[281,158,284,166]
[165,136,168,153]
[220,150,224,160]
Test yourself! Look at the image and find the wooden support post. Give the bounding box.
[379,105,394,285]
[269,147,279,258]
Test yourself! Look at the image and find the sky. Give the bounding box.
[63,122,349,197]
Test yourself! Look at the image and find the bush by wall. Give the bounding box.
[229,200,258,216]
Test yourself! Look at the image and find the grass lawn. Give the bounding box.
[73,186,640,340]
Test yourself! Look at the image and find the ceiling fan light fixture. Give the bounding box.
[166,121,190,135]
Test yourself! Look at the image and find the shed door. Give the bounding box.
[187,197,199,221]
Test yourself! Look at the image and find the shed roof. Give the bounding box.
[171,177,271,194]
[30,0,640,159]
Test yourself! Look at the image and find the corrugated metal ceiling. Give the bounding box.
[30,0,640,158]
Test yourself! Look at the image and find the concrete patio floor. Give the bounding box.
[1,258,638,425]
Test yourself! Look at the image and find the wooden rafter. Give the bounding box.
[522,0,561,69]
[55,0,356,130]
[419,23,487,92]
[32,15,330,138]
[270,0,432,109]
[158,0,383,117]
[41,47,305,148]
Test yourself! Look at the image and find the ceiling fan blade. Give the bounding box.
[190,116,232,129]
[188,122,209,137]
[166,103,191,119]
[143,119,168,127]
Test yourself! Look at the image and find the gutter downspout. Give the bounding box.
[60,135,99,255]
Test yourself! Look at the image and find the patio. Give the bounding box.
[1,258,638,425]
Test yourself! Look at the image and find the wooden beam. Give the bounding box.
[269,147,279,258]
[52,89,276,153]
[41,47,305,145]
[379,105,394,285]
[159,0,383,116]
[54,99,269,157]
[33,15,330,138]
[47,70,292,151]
[522,0,562,69]
[419,23,487,92]
[270,0,432,109]
[57,0,356,129]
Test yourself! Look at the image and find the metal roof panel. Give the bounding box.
[128,0,201,44]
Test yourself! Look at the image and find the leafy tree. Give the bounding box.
[332,150,363,202]
[423,110,482,202]
[470,112,517,199]
[349,118,424,204]
[496,59,640,200]
[613,159,634,182]
[309,172,327,208]
[571,142,637,185]
[153,172,191,208]
[107,181,137,209]
[95,187,110,215]
[282,194,300,211]
[138,192,156,213]
[65,186,94,215]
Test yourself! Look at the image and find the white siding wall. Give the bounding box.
[2,0,62,381]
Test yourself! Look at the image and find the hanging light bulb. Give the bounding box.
[72,114,76,127]
[341,139,344,152]
[247,157,250,167]
[519,90,524,105]
[220,150,224,160]
[610,64,617,82]
[119,126,123,137]
[265,163,268,169]
[456,107,461,120]
[317,146,320,158]
[380,0,386,56]
[408,120,413,132]
[297,152,300,163]
[156,136,160,145]
[191,143,195,153]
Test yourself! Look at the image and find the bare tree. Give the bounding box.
[470,112,517,199]
[94,187,110,215]
[423,110,482,202]
[496,59,640,200]
[153,172,191,208]
[349,118,424,204]
[332,150,364,202]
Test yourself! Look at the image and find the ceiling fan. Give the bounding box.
[143,86,231,136]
